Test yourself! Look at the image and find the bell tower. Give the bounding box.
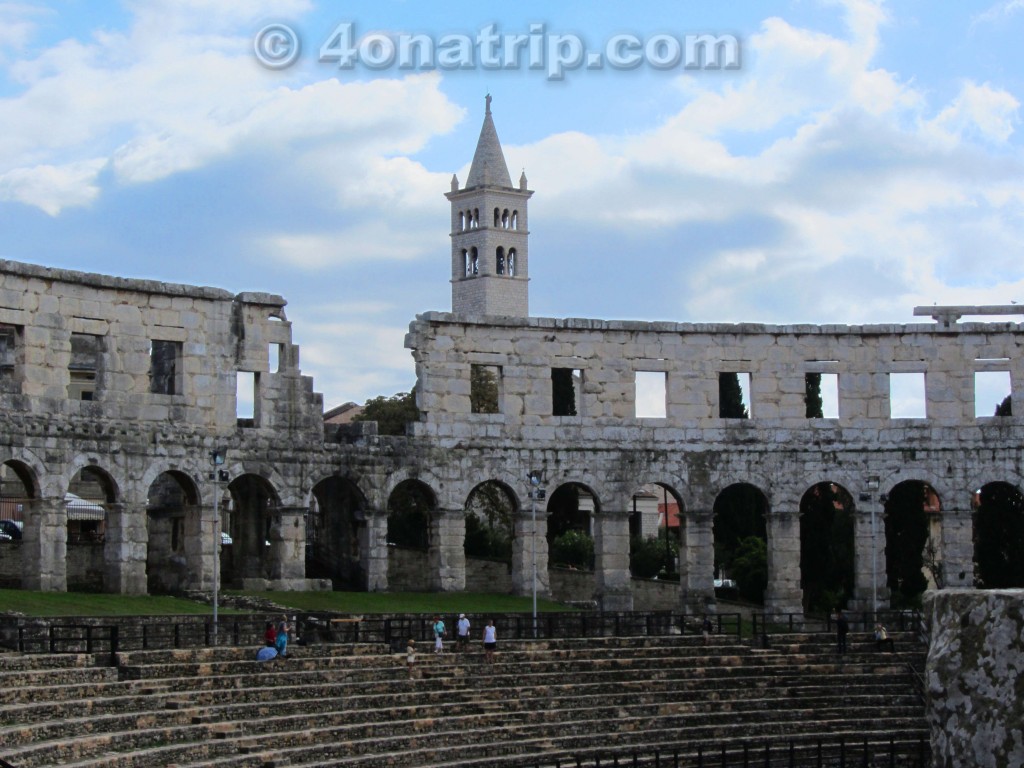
[447,95,533,317]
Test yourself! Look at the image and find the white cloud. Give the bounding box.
[0,158,107,215]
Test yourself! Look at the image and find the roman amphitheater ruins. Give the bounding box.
[0,99,1021,618]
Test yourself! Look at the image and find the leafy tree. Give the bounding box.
[464,482,515,561]
[630,534,677,579]
[805,373,823,418]
[800,483,854,613]
[713,484,767,582]
[719,373,748,418]
[353,391,419,436]
[550,529,594,570]
[974,482,1024,588]
[730,536,768,603]
[995,394,1012,416]
[471,365,500,414]
[552,368,577,416]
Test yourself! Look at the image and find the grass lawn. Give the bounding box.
[0,589,225,617]
[0,589,570,617]
[233,591,569,614]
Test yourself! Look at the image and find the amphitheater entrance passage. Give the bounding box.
[0,460,37,589]
[799,482,855,613]
[628,484,681,581]
[884,481,941,608]
[973,481,1024,588]
[386,479,435,591]
[464,481,515,592]
[224,474,280,586]
[308,477,367,590]
[546,483,596,573]
[145,471,199,594]
[713,484,768,605]
[65,466,117,592]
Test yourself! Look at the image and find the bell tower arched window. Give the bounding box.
[507,248,517,276]
[496,247,505,275]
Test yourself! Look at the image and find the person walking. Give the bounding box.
[836,610,849,654]
[456,613,471,652]
[482,619,497,664]
[406,639,416,677]
[433,615,446,654]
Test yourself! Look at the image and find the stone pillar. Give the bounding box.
[764,509,802,616]
[594,509,633,611]
[679,507,714,613]
[182,503,212,591]
[926,589,1024,768]
[104,502,148,595]
[939,506,974,589]
[22,497,67,592]
[268,506,307,583]
[850,501,888,613]
[364,511,389,592]
[428,507,465,592]
[511,504,550,598]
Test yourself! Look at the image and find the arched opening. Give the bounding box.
[973,481,1024,588]
[546,483,596,571]
[493,207,500,227]
[308,477,367,590]
[145,471,199,594]
[0,461,36,588]
[459,211,466,231]
[386,479,436,592]
[496,247,505,275]
[629,483,682,580]
[66,466,116,592]
[223,474,280,586]
[469,247,479,276]
[884,480,941,608]
[464,481,515,563]
[713,483,768,604]
[511,210,518,229]
[501,209,510,229]
[799,482,855,613]
[472,208,479,228]
[507,248,517,276]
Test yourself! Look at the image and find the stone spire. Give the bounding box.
[465,94,513,189]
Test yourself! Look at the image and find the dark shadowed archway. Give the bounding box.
[799,482,855,613]
[973,481,1024,588]
[713,483,768,604]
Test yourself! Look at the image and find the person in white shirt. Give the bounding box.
[456,613,471,652]
[482,619,497,664]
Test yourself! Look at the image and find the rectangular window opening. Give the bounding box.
[237,371,257,425]
[719,372,751,419]
[975,370,1012,417]
[68,333,101,401]
[269,343,282,374]
[149,340,182,395]
[552,368,582,416]
[0,324,22,394]
[889,372,927,419]
[635,371,667,419]
[805,372,839,419]
[470,364,501,414]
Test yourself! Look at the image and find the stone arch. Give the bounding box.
[64,463,118,592]
[501,209,510,229]
[222,473,281,585]
[386,478,436,551]
[798,481,855,613]
[883,479,941,607]
[507,248,517,277]
[627,481,685,579]
[493,207,501,227]
[712,482,769,604]
[972,480,1024,588]
[511,210,519,229]
[145,470,200,594]
[464,479,516,565]
[308,475,368,589]
[546,481,600,570]
[496,246,505,276]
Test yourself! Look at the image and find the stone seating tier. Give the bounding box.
[0,632,927,768]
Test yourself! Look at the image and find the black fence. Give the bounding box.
[1,609,922,657]
[526,735,930,767]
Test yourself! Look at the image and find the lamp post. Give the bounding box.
[528,470,545,638]
[209,449,226,645]
[867,476,880,624]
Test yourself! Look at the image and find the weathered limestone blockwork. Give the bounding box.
[925,589,1024,767]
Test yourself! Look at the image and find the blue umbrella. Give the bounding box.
[256,646,278,662]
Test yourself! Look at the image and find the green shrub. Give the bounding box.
[550,529,594,570]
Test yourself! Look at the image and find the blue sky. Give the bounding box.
[1,1,1023,412]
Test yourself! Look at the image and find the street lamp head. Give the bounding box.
[210,450,225,466]
[528,470,543,486]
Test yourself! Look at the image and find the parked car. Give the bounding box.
[0,519,23,541]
